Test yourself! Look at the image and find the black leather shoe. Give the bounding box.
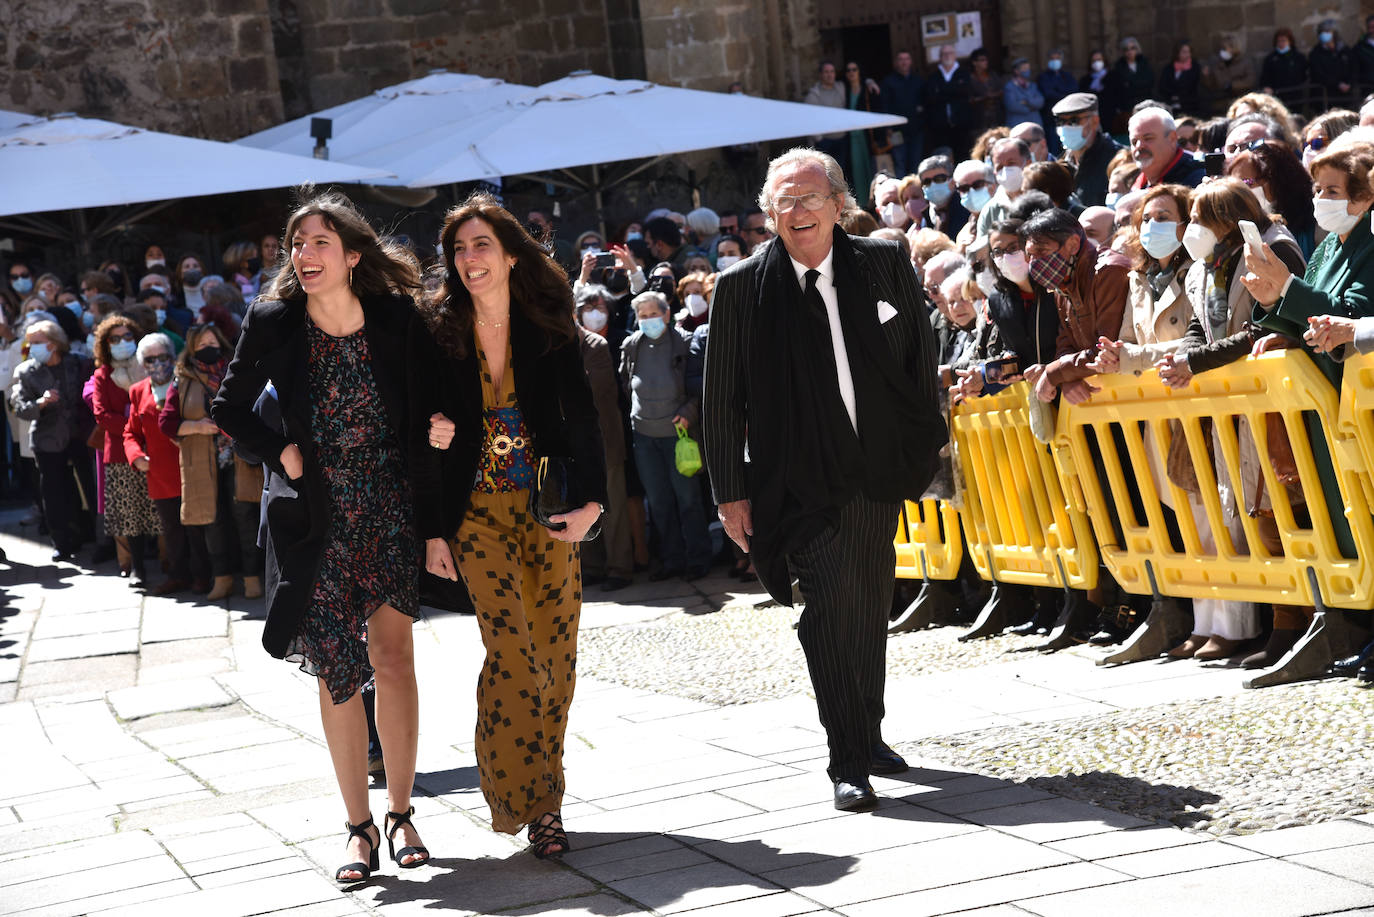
[870,743,908,775]
[833,779,878,812]
[1330,639,1374,678]
[649,567,683,582]
[1358,663,1374,684]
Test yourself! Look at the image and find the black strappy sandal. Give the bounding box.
[527,811,570,859]
[384,805,430,868]
[335,815,380,885]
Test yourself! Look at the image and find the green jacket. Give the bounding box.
[1255,211,1374,387]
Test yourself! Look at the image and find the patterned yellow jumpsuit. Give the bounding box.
[449,337,581,835]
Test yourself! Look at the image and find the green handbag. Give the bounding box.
[674,422,702,477]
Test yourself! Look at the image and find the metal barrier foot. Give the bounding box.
[888,580,957,635]
[1243,611,1369,689]
[958,584,1024,641]
[1097,597,1191,666]
[1038,590,1096,652]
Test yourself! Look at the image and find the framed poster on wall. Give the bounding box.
[923,10,984,62]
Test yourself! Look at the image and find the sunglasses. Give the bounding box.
[9,272,30,280]
[1305,136,1328,152]
[956,179,990,193]
[920,174,951,186]
[743,226,770,235]
[1056,114,1092,127]
[1225,138,1268,156]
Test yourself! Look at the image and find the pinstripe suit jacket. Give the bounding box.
[702,233,944,513]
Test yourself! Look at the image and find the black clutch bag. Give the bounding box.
[529,456,601,542]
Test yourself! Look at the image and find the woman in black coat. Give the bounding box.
[211,191,432,885]
[419,192,606,860]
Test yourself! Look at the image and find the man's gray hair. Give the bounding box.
[924,250,968,278]
[1129,106,1177,136]
[757,147,860,231]
[918,154,954,175]
[686,207,720,238]
[576,283,612,309]
[631,291,669,315]
[135,332,174,363]
[1010,121,1046,144]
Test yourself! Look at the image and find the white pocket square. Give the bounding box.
[876,300,899,324]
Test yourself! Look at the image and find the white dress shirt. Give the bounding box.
[790,248,858,433]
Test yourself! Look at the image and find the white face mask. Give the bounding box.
[996,165,1024,193]
[1313,197,1362,236]
[581,308,608,331]
[880,201,908,228]
[685,292,709,317]
[715,254,742,270]
[1252,184,1272,212]
[1182,223,1219,261]
[1091,60,1106,72]
[976,269,998,295]
[994,251,1030,283]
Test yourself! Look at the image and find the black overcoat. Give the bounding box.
[210,294,428,658]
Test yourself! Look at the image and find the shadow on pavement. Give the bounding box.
[363,830,857,914]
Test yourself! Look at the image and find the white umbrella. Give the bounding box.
[0,112,395,218]
[239,70,905,189]
[237,70,541,182]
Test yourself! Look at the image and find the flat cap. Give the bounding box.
[1052,92,1099,116]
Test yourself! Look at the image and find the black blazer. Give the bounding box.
[411,305,608,542]
[210,294,428,658]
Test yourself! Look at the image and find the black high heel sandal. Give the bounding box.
[335,815,380,885]
[528,811,570,859]
[384,805,430,868]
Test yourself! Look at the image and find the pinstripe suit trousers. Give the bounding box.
[788,492,900,782]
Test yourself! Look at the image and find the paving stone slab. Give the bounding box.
[107,677,234,720]
[841,861,1131,917]
[30,607,141,640]
[4,853,186,913]
[1223,819,1374,857]
[25,630,140,663]
[1285,844,1374,886]
[1012,859,1374,917]
[1094,837,1265,878]
[606,861,784,915]
[958,798,1155,842]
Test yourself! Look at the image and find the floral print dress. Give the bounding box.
[285,319,420,704]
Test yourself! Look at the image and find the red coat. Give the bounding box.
[91,366,136,465]
[123,377,182,500]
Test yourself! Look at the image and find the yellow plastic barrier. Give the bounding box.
[894,499,962,581]
[948,381,1098,590]
[1057,350,1374,609]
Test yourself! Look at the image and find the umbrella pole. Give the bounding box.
[72,209,92,267]
[593,163,606,242]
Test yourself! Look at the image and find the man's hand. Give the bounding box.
[1156,352,1193,388]
[579,249,598,284]
[954,367,984,399]
[1060,378,1100,405]
[425,537,458,581]
[1305,315,1358,354]
[429,412,455,450]
[1034,371,1059,403]
[280,443,304,480]
[1023,363,1045,386]
[719,499,753,553]
[1251,332,1296,357]
[609,243,634,271]
[1239,240,1290,306]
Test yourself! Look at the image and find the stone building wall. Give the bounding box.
[0,0,285,140]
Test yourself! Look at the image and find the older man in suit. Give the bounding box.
[703,148,945,811]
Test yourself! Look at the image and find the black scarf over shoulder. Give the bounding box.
[747,228,937,582]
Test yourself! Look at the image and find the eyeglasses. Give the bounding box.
[142,354,173,366]
[920,173,951,186]
[9,271,30,280]
[771,192,835,213]
[1056,114,1093,127]
[956,179,989,193]
[109,332,136,343]
[1224,138,1267,156]
[989,245,1021,258]
[743,226,770,235]
[1305,136,1328,152]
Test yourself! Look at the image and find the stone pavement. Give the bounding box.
[2,519,1374,917]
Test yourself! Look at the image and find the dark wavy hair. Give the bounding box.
[263,187,422,305]
[422,191,576,359]
[1225,141,1315,237]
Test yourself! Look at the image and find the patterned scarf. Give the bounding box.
[1203,244,1243,342]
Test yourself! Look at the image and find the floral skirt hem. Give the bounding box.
[285,595,421,705]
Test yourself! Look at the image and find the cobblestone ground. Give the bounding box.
[580,599,1374,838]
[578,598,1060,705]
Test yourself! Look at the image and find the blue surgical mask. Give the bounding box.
[1047,58,1062,71]
[625,232,643,242]
[65,302,84,321]
[110,339,137,362]
[82,311,95,329]
[1057,124,1088,151]
[960,186,992,212]
[1277,44,1291,54]
[925,181,953,207]
[28,342,51,363]
[11,276,32,294]
[1105,191,1122,207]
[639,316,667,339]
[1319,31,1333,44]
[1141,220,1183,259]
[155,308,167,326]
